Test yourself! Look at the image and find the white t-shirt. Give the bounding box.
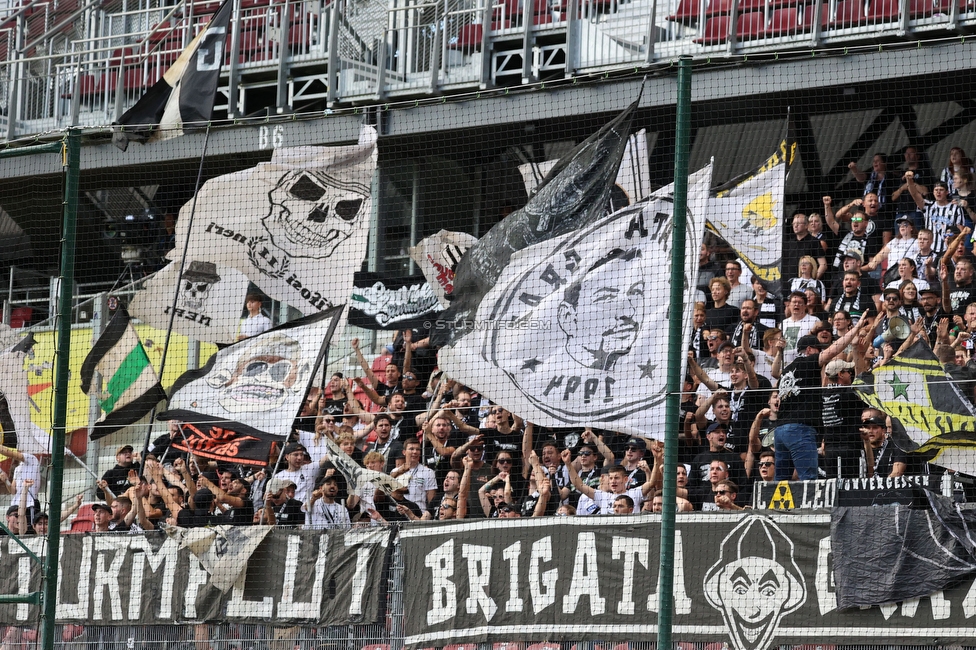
[398,464,437,509]
[592,487,644,514]
[297,432,330,467]
[274,466,317,505]
[12,454,40,508]
[305,499,350,529]
[780,314,820,364]
[240,313,272,338]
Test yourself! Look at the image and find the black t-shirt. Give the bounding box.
[776,353,823,427]
[98,463,141,500]
[375,496,423,522]
[423,431,465,485]
[783,235,826,282]
[727,387,764,452]
[271,498,305,527]
[221,497,255,525]
[820,386,864,450]
[389,415,417,442]
[368,438,404,474]
[324,398,347,418]
[689,449,745,488]
[176,509,224,528]
[729,321,769,349]
[872,439,908,478]
[947,281,976,316]
[705,304,741,335]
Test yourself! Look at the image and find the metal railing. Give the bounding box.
[2,0,976,138]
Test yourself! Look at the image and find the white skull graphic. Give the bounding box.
[178,261,221,312]
[262,170,368,258]
[207,333,309,413]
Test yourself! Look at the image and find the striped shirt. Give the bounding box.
[922,199,967,253]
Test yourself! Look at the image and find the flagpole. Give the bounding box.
[658,55,692,650]
[139,124,214,471]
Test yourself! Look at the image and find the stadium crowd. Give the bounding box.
[9,146,976,536]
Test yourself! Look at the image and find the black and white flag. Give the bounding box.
[429,103,638,348]
[159,307,343,462]
[112,0,233,150]
[408,230,478,308]
[438,167,711,437]
[349,272,444,330]
[170,128,377,316]
[130,260,250,344]
[323,436,405,495]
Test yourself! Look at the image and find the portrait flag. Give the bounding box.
[130,259,250,344]
[80,308,167,441]
[323,436,405,495]
[160,306,342,466]
[429,102,638,347]
[408,230,478,308]
[112,0,233,150]
[853,339,976,474]
[518,128,653,213]
[169,126,376,316]
[705,141,792,292]
[349,272,444,330]
[438,165,711,438]
[0,333,50,453]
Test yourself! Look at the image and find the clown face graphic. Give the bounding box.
[262,170,369,258]
[703,516,807,650]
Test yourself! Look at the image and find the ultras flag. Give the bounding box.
[169,127,376,317]
[80,308,167,440]
[438,166,711,438]
[706,141,792,293]
[0,333,51,453]
[408,230,478,308]
[159,306,342,466]
[112,0,233,150]
[854,339,976,474]
[430,102,638,348]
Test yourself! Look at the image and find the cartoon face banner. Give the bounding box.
[159,306,342,445]
[171,127,376,315]
[400,513,976,650]
[438,167,710,438]
[130,259,250,344]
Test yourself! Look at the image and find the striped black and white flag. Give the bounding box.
[80,308,167,440]
[112,0,233,150]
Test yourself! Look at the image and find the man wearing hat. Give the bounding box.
[262,476,304,526]
[772,316,874,482]
[273,442,315,504]
[618,437,649,490]
[859,409,907,478]
[97,444,140,500]
[820,359,865,479]
[238,293,271,341]
[91,502,113,533]
[688,421,745,498]
[919,285,949,345]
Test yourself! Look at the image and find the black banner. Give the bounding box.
[400,514,976,649]
[751,475,944,509]
[0,527,390,626]
[349,272,444,330]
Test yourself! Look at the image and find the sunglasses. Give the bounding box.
[885,296,901,301]
[497,458,512,464]
[578,451,594,456]
[441,503,456,510]
[404,375,416,380]
[851,218,864,223]
[713,490,730,496]
[758,462,774,467]
[707,335,721,341]
[470,447,484,452]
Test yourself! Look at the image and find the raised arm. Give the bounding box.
[582,427,614,466]
[905,171,926,210]
[457,456,473,520]
[402,329,414,376]
[532,477,551,517]
[450,434,484,469]
[351,338,381,388]
[823,196,841,236]
[848,161,868,184]
[522,422,535,479]
[820,314,873,366]
[354,376,387,407]
[561,449,595,499]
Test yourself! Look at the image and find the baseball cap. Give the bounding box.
[266,477,297,495]
[625,438,647,451]
[192,488,215,510]
[843,250,864,263]
[861,415,886,427]
[895,214,914,224]
[824,359,855,378]
[91,502,112,514]
[705,422,727,434]
[882,286,901,296]
[716,341,734,352]
[497,503,517,513]
[283,443,307,456]
[5,505,17,516]
[796,334,826,351]
[116,444,134,455]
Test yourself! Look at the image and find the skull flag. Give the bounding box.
[159,306,343,465]
[130,259,250,344]
[170,126,376,315]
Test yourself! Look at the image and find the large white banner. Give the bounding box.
[439,166,711,438]
[130,260,250,344]
[171,126,377,315]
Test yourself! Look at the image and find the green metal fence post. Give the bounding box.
[39,127,79,650]
[658,54,692,650]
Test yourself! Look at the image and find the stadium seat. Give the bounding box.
[768,6,801,33]
[867,0,900,20]
[668,0,704,23]
[361,645,391,650]
[910,0,935,15]
[494,643,524,650]
[525,644,561,650]
[736,9,767,37]
[693,15,730,43]
[443,645,478,650]
[8,306,31,328]
[450,24,483,52]
[802,3,831,27]
[705,0,736,15]
[830,0,866,25]
[739,0,766,12]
